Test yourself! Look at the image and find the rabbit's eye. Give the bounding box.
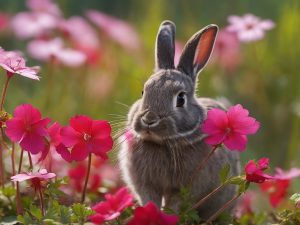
[176,92,186,107]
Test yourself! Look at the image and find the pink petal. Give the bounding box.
[70,115,93,134]
[274,168,300,180]
[11,173,34,182]
[223,133,247,151]
[13,104,41,122]
[60,126,81,147]
[5,119,26,142]
[20,132,46,154]
[201,108,228,134]
[91,137,113,159]
[56,144,73,162]
[259,20,275,30]
[257,157,269,169]
[70,142,89,161]
[89,214,105,224]
[204,132,226,146]
[17,67,40,80]
[92,120,112,138]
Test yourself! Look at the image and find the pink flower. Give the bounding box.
[212,29,241,71]
[234,191,256,218]
[68,163,101,193]
[86,10,140,51]
[60,115,113,161]
[5,104,50,154]
[11,12,58,39]
[90,187,133,223]
[11,169,56,190]
[226,14,275,42]
[274,167,300,180]
[245,158,273,183]
[127,202,179,225]
[201,104,260,151]
[26,0,62,17]
[27,38,87,67]
[0,49,40,80]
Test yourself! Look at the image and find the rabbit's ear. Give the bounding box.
[155,20,176,70]
[177,25,218,81]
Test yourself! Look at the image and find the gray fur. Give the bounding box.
[118,21,240,221]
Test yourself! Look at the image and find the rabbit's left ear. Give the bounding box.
[155,20,176,70]
[177,25,218,81]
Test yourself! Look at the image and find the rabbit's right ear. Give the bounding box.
[155,20,176,70]
[177,25,218,81]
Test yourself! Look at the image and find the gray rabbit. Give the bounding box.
[118,20,240,221]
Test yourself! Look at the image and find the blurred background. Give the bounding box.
[0,0,299,169]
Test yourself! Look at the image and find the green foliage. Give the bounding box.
[219,164,231,184]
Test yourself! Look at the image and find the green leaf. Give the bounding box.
[228,176,245,185]
[219,164,231,183]
[29,204,43,221]
[2,186,16,198]
[71,203,93,223]
[238,181,250,194]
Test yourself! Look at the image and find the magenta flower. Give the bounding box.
[0,13,9,32]
[245,158,273,183]
[27,38,87,67]
[86,10,140,51]
[60,115,113,161]
[212,29,241,71]
[11,169,56,190]
[201,104,260,151]
[226,14,275,42]
[90,187,133,223]
[127,202,179,225]
[5,104,51,154]
[0,49,40,80]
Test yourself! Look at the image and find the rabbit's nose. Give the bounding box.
[141,111,159,126]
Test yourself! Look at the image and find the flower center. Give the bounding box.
[225,127,232,135]
[83,133,91,141]
[245,23,254,30]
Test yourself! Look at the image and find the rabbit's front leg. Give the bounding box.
[135,183,163,208]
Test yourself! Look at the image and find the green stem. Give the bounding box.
[190,182,226,211]
[206,194,241,223]
[189,145,219,185]
[0,74,12,111]
[38,188,45,216]
[16,149,24,215]
[28,152,33,171]
[81,153,92,203]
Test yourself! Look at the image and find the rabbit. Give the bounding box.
[118,20,240,221]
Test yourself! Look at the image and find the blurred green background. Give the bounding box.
[0,0,299,169]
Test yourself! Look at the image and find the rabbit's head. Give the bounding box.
[130,21,218,142]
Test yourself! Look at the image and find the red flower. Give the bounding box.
[127,202,179,225]
[259,167,300,208]
[245,158,273,183]
[201,104,260,151]
[60,115,113,161]
[11,169,56,191]
[90,187,133,223]
[5,104,50,154]
[68,163,101,193]
[260,180,290,208]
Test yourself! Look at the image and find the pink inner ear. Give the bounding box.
[194,28,217,67]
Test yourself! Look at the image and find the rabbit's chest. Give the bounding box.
[129,141,198,188]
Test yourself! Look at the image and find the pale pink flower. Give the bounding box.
[26,0,62,17]
[27,38,86,67]
[212,29,241,71]
[86,10,140,51]
[234,191,256,218]
[274,167,300,180]
[201,104,260,151]
[0,49,40,79]
[11,12,58,39]
[11,169,56,191]
[59,16,99,48]
[226,14,275,42]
